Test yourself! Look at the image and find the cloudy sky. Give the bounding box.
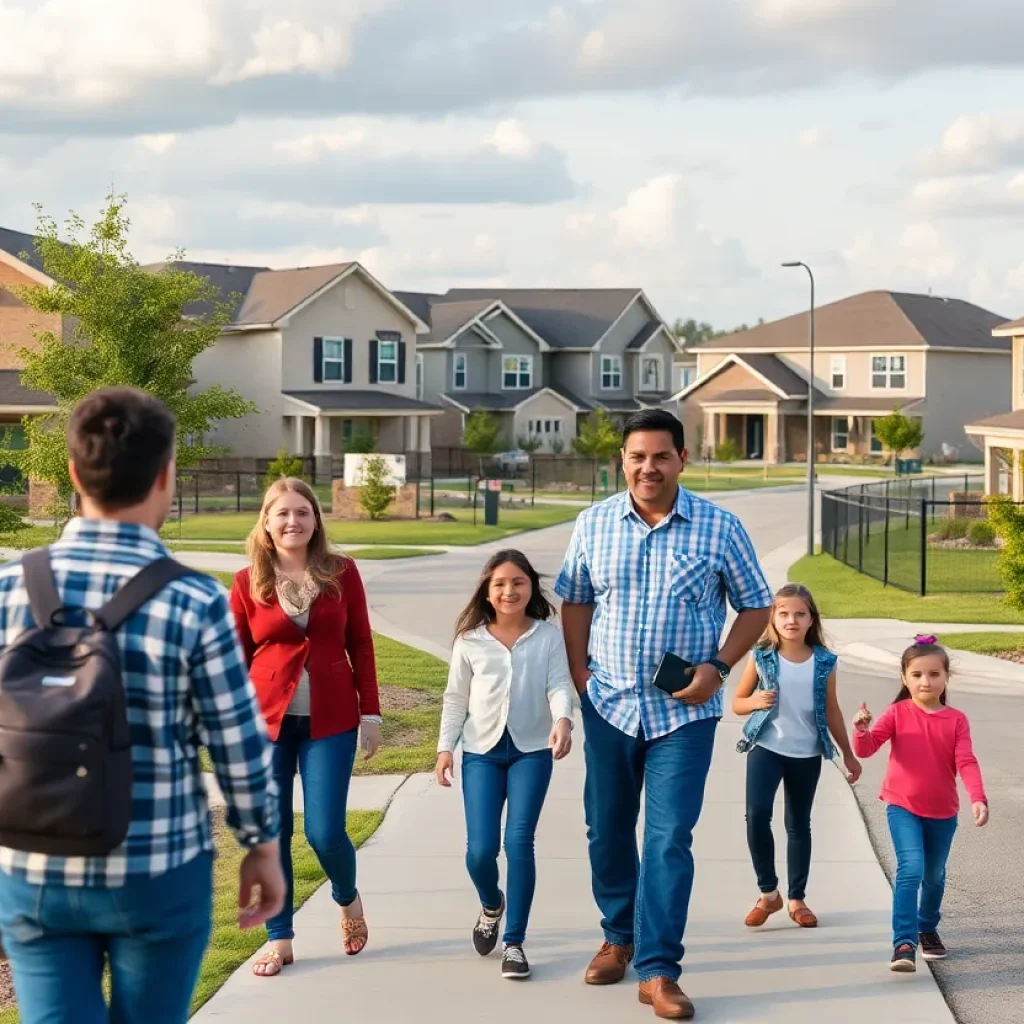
[2,0,1023,327]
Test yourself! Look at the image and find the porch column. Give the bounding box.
[313,415,331,479]
[405,414,419,453]
[293,416,305,456]
[984,443,999,496]
[704,410,716,455]
[1014,449,1024,503]
[766,410,779,465]
[418,415,431,452]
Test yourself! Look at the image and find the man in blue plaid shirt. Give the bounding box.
[0,388,283,1024]
[556,409,772,1020]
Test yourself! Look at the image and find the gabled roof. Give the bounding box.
[441,386,587,415]
[234,264,353,325]
[406,298,501,347]
[0,225,55,286]
[965,410,1024,434]
[674,353,812,402]
[436,288,642,349]
[695,291,1009,353]
[144,261,269,318]
[993,315,1024,336]
[283,390,442,414]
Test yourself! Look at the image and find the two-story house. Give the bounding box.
[0,227,62,450]
[965,316,1024,499]
[674,290,1010,465]
[394,287,682,451]
[159,260,443,475]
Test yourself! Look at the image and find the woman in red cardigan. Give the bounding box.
[230,478,382,978]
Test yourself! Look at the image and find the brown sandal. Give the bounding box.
[789,906,818,928]
[745,892,783,927]
[252,947,293,977]
[341,914,368,955]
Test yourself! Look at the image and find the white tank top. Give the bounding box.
[756,653,821,758]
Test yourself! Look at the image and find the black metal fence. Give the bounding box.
[820,474,1018,595]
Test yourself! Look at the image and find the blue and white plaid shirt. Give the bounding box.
[555,486,773,740]
[0,519,279,887]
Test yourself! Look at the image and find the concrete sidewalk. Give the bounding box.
[193,716,953,1024]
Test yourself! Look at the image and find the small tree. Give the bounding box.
[714,438,742,463]
[346,427,376,454]
[0,502,28,538]
[988,496,1024,608]
[873,411,924,471]
[263,447,305,489]
[0,193,253,519]
[462,410,504,477]
[573,409,623,490]
[549,435,566,455]
[516,433,543,455]
[358,454,395,520]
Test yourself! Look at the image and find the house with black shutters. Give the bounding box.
[151,260,441,473]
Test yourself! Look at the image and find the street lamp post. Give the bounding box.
[782,261,816,557]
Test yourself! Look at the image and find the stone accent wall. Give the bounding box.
[330,480,417,520]
[28,478,58,518]
[948,492,991,520]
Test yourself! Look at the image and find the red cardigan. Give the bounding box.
[229,562,381,742]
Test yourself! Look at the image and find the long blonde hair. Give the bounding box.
[246,477,346,604]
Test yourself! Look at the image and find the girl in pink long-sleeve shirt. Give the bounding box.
[851,636,989,974]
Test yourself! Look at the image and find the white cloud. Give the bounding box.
[139,134,178,154]
[798,127,823,150]
[612,175,682,249]
[921,111,1024,173]
[490,120,538,159]
[212,21,349,85]
[841,222,959,286]
[911,172,1024,219]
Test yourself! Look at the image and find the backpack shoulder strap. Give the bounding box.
[97,558,199,631]
[21,547,62,628]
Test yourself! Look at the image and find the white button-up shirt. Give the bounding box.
[438,619,575,755]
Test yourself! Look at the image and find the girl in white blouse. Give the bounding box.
[435,549,574,981]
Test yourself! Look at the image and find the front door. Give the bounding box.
[746,415,764,459]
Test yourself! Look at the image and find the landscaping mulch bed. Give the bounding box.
[379,684,439,713]
[0,958,13,1014]
[993,650,1024,665]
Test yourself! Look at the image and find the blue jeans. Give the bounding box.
[0,852,212,1024]
[886,804,958,948]
[268,715,359,941]
[462,729,554,945]
[581,692,717,983]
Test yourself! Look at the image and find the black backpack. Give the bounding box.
[0,548,196,857]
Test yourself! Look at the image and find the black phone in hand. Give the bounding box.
[652,652,696,696]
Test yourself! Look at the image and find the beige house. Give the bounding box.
[965,316,1024,499]
[167,261,443,474]
[674,291,1010,464]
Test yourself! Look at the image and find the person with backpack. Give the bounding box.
[0,387,284,1024]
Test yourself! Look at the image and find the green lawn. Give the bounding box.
[789,554,1020,624]
[346,547,442,560]
[159,505,579,546]
[0,810,384,1022]
[938,632,1024,655]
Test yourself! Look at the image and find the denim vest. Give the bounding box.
[736,645,837,759]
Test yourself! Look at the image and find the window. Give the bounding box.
[342,419,354,443]
[871,354,906,390]
[830,356,846,390]
[640,355,663,392]
[528,418,563,438]
[452,353,467,390]
[322,338,345,381]
[601,355,622,390]
[415,353,424,400]
[503,355,533,389]
[377,339,398,383]
[870,420,884,454]
[677,366,696,390]
[831,417,850,452]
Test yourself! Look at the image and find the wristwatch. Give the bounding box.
[707,658,731,681]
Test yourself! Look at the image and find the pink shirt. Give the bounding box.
[852,700,987,819]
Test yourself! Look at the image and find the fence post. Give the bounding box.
[194,474,200,515]
[236,472,241,513]
[415,480,421,520]
[430,476,435,518]
[919,499,928,596]
[531,458,536,508]
[883,498,890,586]
[857,499,864,572]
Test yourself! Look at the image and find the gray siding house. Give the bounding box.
[395,288,682,451]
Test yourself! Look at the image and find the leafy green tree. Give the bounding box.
[672,318,762,347]
[0,502,28,538]
[549,436,566,455]
[462,410,504,476]
[0,193,253,518]
[346,426,376,454]
[988,496,1024,609]
[516,433,543,454]
[357,454,396,520]
[873,411,924,471]
[263,447,305,489]
[572,409,622,462]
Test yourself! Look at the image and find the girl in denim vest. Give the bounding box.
[732,584,861,929]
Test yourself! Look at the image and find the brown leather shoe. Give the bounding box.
[584,941,634,985]
[638,978,695,1020]
[789,905,818,928]
[744,891,783,927]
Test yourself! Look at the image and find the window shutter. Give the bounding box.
[313,337,323,383]
[368,339,379,384]
[397,341,407,384]
[343,339,353,383]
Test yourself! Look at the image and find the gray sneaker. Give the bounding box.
[501,943,530,979]
[472,893,505,956]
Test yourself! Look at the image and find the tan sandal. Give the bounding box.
[790,906,818,928]
[745,892,783,927]
[252,947,293,977]
[341,914,368,955]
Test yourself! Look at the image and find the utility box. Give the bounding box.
[483,480,501,526]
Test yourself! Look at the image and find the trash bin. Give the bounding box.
[600,468,608,491]
[483,487,500,526]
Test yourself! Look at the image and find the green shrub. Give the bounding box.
[263,447,305,489]
[714,438,743,463]
[988,497,1024,609]
[0,501,27,537]
[358,455,396,521]
[967,520,996,547]
[933,517,969,541]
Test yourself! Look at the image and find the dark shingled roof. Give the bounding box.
[697,291,1009,353]
[0,370,56,408]
[730,354,810,397]
[0,226,45,273]
[966,410,1024,432]
[283,390,441,413]
[143,261,269,318]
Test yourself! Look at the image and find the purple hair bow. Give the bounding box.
[914,634,937,645]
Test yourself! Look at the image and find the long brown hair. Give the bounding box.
[246,477,346,604]
[756,583,828,651]
[452,549,554,641]
[892,638,950,705]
